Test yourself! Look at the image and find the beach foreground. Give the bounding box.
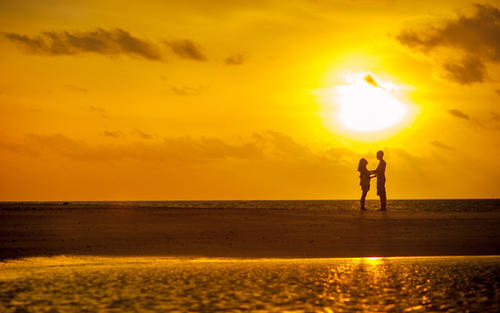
[1,256,500,312]
[1,200,500,259]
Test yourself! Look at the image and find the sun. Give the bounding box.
[335,73,407,132]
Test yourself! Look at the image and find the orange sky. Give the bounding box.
[1,0,500,200]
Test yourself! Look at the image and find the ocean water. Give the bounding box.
[2,199,500,212]
[1,256,500,313]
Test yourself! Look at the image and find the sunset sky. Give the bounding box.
[1,0,500,200]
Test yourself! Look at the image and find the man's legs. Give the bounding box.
[379,193,386,211]
[377,183,386,211]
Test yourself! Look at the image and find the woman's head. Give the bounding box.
[358,158,368,171]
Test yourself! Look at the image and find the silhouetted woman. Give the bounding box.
[358,158,374,210]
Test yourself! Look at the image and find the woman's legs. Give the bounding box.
[360,189,368,210]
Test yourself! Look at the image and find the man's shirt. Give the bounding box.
[376,159,386,182]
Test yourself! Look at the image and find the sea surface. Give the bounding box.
[2,199,500,212]
[1,256,500,313]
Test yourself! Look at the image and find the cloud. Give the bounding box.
[429,140,455,151]
[88,106,108,118]
[446,109,496,130]
[224,54,245,65]
[3,28,163,61]
[2,132,452,199]
[0,141,39,157]
[396,3,500,84]
[364,74,382,88]
[134,129,153,140]
[104,131,124,138]
[64,85,88,93]
[253,131,312,160]
[495,89,500,96]
[490,112,500,121]
[443,56,486,85]
[0,131,362,165]
[1,133,262,163]
[170,86,200,96]
[448,109,470,120]
[164,40,206,61]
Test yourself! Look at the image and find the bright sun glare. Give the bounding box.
[336,73,407,132]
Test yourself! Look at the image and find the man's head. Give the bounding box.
[376,150,384,160]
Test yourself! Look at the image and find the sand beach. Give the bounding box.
[2,200,500,260]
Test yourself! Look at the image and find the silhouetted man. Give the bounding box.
[371,150,386,211]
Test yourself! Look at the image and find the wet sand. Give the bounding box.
[2,201,500,260]
[1,256,500,312]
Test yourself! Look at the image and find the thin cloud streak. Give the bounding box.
[64,85,88,93]
[364,74,382,88]
[170,86,200,96]
[134,129,153,140]
[164,40,207,61]
[429,140,455,151]
[88,106,108,118]
[224,54,245,65]
[3,28,163,61]
[104,131,124,138]
[448,109,470,120]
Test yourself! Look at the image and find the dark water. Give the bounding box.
[2,199,500,212]
[1,256,500,312]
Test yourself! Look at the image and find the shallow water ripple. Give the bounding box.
[1,256,499,312]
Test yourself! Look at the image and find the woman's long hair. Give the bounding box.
[358,158,368,172]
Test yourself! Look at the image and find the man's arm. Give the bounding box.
[369,163,380,175]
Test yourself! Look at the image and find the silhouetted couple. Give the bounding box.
[358,150,386,211]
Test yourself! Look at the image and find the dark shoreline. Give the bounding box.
[2,200,500,261]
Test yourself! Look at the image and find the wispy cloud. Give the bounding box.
[170,86,200,96]
[134,129,153,140]
[224,54,245,65]
[490,112,500,121]
[88,106,108,118]
[442,56,486,85]
[364,74,382,88]
[448,109,470,120]
[104,130,124,138]
[64,85,88,93]
[1,132,450,199]
[3,28,163,61]
[1,133,263,162]
[429,140,455,151]
[0,131,359,164]
[446,109,500,130]
[164,40,206,61]
[396,4,500,84]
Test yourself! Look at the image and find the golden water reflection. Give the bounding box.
[1,256,499,312]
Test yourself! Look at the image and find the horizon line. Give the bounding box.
[1,198,499,202]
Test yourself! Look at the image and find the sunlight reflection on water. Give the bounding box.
[1,256,499,312]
